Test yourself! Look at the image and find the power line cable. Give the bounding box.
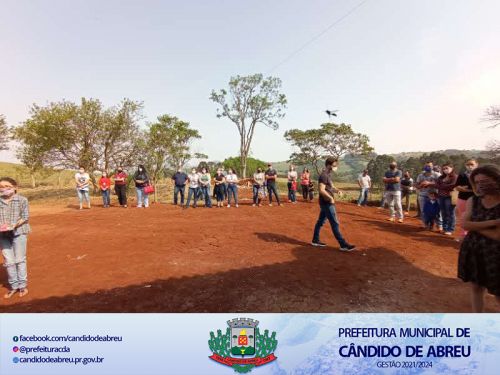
[267,0,371,73]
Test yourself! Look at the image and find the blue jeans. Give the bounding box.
[253,185,262,204]
[174,185,185,205]
[1,234,28,290]
[227,184,238,205]
[136,187,149,207]
[214,185,225,202]
[267,184,280,204]
[287,182,296,202]
[186,187,200,207]
[312,204,348,247]
[357,187,369,205]
[77,189,90,205]
[101,189,110,206]
[418,195,442,227]
[438,196,456,232]
[201,185,212,207]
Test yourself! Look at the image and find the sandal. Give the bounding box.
[19,288,29,297]
[4,289,18,299]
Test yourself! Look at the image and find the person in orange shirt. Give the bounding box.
[99,171,112,208]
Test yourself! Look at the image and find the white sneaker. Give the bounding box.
[235,204,239,208]
[227,204,231,208]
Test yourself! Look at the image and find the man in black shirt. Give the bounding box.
[171,168,188,205]
[265,163,281,206]
[311,157,356,251]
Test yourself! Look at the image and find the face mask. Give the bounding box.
[118,169,122,172]
[332,166,338,172]
[138,168,143,172]
[390,165,396,170]
[465,166,475,173]
[424,166,432,173]
[475,182,499,196]
[0,188,15,198]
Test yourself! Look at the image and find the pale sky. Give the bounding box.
[1,0,499,164]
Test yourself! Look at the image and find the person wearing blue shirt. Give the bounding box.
[383,161,404,223]
[171,168,188,205]
[423,192,441,230]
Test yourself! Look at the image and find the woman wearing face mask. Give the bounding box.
[213,169,226,208]
[133,164,150,208]
[0,177,31,298]
[75,166,91,210]
[458,165,500,312]
[252,168,265,206]
[436,163,458,235]
[301,168,310,202]
[99,171,112,208]
[185,168,201,208]
[226,168,239,208]
[199,167,212,208]
[114,166,128,208]
[455,159,479,239]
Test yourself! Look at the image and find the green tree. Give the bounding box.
[12,98,143,189]
[366,154,396,189]
[140,114,202,201]
[284,128,325,174]
[0,114,9,151]
[320,123,374,160]
[222,156,267,177]
[210,74,287,178]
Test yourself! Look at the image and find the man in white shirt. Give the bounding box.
[357,170,371,207]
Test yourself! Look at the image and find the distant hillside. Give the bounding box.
[389,149,489,160]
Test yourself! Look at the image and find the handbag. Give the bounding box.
[144,184,155,194]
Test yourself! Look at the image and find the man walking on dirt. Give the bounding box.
[311,157,356,251]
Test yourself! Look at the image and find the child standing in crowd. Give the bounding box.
[99,171,111,208]
[423,192,440,231]
[0,177,31,299]
[308,180,315,201]
[213,169,226,208]
[75,166,91,210]
[114,166,128,208]
[226,168,239,208]
[287,165,298,203]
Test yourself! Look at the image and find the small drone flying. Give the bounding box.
[325,109,338,119]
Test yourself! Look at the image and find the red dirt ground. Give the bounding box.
[1,193,499,313]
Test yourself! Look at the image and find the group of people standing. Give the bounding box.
[357,159,483,238]
[355,159,500,312]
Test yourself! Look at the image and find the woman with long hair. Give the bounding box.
[301,168,310,202]
[226,168,239,208]
[213,169,226,208]
[458,165,500,312]
[133,164,150,208]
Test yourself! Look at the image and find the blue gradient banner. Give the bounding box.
[0,314,498,374]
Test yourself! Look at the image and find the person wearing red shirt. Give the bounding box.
[99,171,112,208]
[113,166,128,208]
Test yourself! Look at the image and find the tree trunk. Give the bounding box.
[30,173,36,188]
[153,178,158,203]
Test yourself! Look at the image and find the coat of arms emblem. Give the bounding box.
[209,318,278,373]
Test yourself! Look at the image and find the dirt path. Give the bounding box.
[1,195,498,313]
